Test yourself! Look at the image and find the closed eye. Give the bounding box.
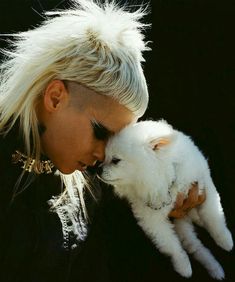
[91,120,113,141]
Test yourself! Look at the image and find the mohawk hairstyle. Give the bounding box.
[0,0,150,244]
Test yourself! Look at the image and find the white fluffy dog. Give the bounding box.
[98,120,233,279]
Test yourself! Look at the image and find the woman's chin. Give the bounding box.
[56,164,77,175]
[52,160,88,174]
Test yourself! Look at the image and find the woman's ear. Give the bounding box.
[43,80,68,112]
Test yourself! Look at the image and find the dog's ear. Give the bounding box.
[149,134,174,151]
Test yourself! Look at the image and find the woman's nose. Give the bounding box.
[93,140,106,162]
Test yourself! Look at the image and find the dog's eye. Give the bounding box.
[111,157,121,165]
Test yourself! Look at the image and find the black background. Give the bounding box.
[0,0,234,281]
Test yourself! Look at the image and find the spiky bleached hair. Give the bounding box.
[0,0,150,242]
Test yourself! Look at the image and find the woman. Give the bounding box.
[0,1,204,281]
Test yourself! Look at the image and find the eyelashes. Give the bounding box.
[91,120,111,141]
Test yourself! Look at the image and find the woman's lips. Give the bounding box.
[77,161,87,171]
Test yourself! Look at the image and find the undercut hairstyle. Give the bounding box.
[0,0,150,232]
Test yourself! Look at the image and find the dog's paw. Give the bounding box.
[209,263,225,280]
[216,229,233,251]
[172,252,192,278]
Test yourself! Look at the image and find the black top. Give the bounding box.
[0,124,72,282]
[0,124,234,282]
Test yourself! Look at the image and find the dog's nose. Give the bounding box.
[87,161,103,176]
[96,165,103,176]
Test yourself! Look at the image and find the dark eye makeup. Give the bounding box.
[91,120,112,141]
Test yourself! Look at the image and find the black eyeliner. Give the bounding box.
[91,120,111,140]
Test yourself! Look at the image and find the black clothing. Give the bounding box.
[0,125,72,282]
[0,125,234,282]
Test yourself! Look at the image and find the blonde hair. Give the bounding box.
[0,0,150,241]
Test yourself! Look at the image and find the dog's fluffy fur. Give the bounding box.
[99,120,233,279]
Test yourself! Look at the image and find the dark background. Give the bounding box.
[0,0,234,280]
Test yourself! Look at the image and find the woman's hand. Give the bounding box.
[169,182,206,218]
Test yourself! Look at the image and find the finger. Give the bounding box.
[198,192,206,204]
[173,193,185,209]
[183,182,199,209]
[188,182,199,199]
[169,209,186,219]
